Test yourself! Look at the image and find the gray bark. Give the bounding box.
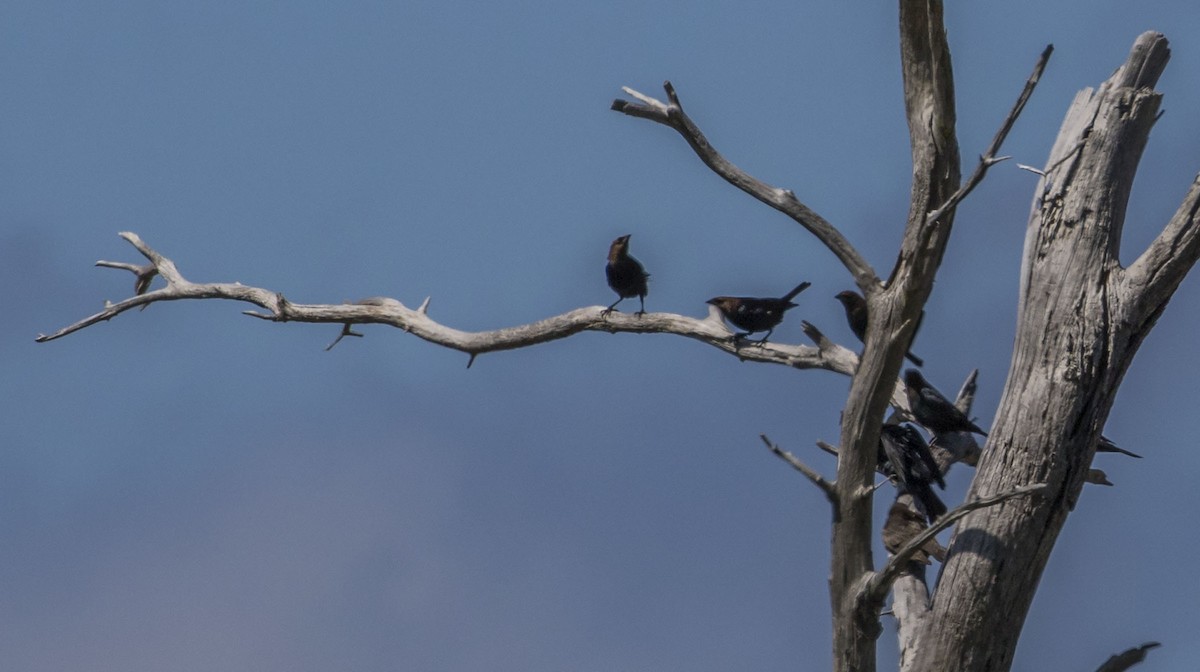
[911,32,1200,671]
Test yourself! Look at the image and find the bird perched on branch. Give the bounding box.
[882,498,947,565]
[904,369,988,437]
[706,281,812,344]
[878,423,947,523]
[833,290,924,366]
[604,234,649,316]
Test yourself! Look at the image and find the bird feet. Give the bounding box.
[733,333,769,347]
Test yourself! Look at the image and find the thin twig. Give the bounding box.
[817,440,895,489]
[612,82,878,290]
[860,482,1049,608]
[760,434,837,503]
[325,323,363,351]
[95,259,158,295]
[925,45,1054,224]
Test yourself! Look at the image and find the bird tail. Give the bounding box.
[929,540,948,563]
[913,484,947,524]
[905,351,925,367]
[1097,436,1141,458]
[782,281,812,302]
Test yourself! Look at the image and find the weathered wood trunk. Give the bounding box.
[909,32,1200,671]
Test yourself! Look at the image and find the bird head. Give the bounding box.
[834,290,864,308]
[706,297,736,311]
[903,369,926,389]
[608,234,632,262]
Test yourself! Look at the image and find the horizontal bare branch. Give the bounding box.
[37,233,866,373]
[612,82,878,290]
[860,482,1049,610]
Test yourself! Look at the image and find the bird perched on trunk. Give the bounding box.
[882,498,947,565]
[904,369,988,437]
[603,234,649,316]
[833,290,924,366]
[878,423,947,523]
[706,281,811,344]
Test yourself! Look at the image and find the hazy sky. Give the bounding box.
[4,2,1199,670]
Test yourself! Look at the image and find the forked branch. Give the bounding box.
[1125,171,1200,308]
[925,45,1054,224]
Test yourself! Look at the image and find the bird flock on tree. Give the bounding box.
[602,234,1141,568]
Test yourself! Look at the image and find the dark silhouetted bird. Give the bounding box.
[604,234,649,316]
[878,423,946,523]
[833,290,924,366]
[1097,435,1142,458]
[882,499,947,565]
[904,369,988,437]
[706,281,811,343]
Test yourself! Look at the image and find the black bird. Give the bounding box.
[833,290,924,366]
[1097,435,1142,458]
[706,281,812,343]
[882,499,947,565]
[604,234,649,316]
[904,369,988,437]
[878,423,947,523]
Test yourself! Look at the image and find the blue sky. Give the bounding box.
[3,2,1199,670]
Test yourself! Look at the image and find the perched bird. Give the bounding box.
[1097,435,1142,458]
[604,234,649,316]
[1086,469,1114,486]
[904,369,988,437]
[833,290,924,366]
[878,423,947,523]
[882,499,947,565]
[706,281,812,343]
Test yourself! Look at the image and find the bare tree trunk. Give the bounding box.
[912,32,1200,671]
[828,2,960,669]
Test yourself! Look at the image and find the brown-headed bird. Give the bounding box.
[604,234,649,316]
[904,369,988,437]
[833,290,924,366]
[878,423,947,523]
[882,499,947,565]
[706,281,811,344]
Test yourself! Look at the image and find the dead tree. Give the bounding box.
[36,2,1198,671]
